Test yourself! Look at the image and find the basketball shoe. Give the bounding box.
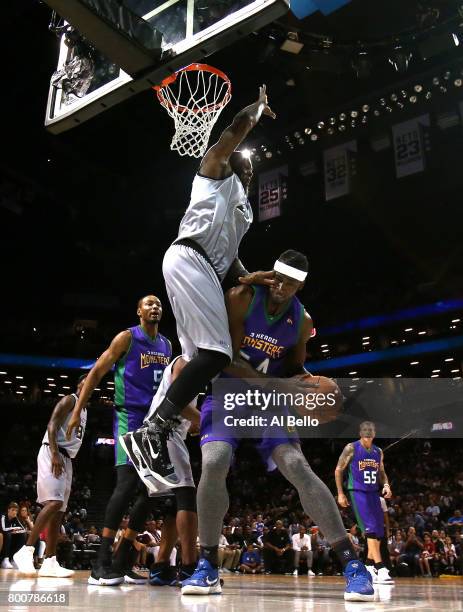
[344,560,375,601]
[181,558,221,595]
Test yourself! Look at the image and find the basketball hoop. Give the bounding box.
[154,64,232,158]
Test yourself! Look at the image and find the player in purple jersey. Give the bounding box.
[182,251,374,601]
[67,295,172,586]
[335,421,394,585]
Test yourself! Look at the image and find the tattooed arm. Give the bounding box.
[335,443,354,507]
[379,449,392,498]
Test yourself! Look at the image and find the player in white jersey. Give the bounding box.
[13,375,88,577]
[121,356,200,585]
[123,85,278,485]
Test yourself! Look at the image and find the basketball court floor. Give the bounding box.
[1,572,462,611]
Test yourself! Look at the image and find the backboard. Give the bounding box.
[44,0,289,133]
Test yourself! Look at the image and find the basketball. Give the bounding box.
[292,374,343,424]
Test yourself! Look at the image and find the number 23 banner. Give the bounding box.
[258,165,288,222]
[324,140,357,201]
[392,114,430,178]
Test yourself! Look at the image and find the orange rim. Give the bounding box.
[153,63,231,114]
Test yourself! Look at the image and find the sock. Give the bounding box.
[200,545,218,568]
[374,562,385,570]
[181,563,197,574]
[111,538,134,571]
[97,536,114,567]
[365,558,374,566]
[332,537,357,569]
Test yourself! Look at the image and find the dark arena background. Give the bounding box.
[1,0,463,610]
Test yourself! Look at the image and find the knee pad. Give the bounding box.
[175,486,197,513]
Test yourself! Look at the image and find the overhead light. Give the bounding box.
[432,369,441,373]
[362,336,370,340]
[47,378,54,381]
[414,84,423,93]
[310,134,318,141]
[4,381,12,384]
[339,124,346,132]
[418,330,426,335]
[0,372,6,375]
[304,127,312,135]
[265,150,273,158]
[405,328,413,332]
[19,385,27,389]
[410,361,419,365]
[58,393,65,397]
[451,369,460,373]
[352,377,360,381]
[280,33,304,54]
[321,344,328,348]
[395,374,402,378]
[351,110,358,118]
[362,104,370,113]
[16,391,23,395]
[63,386,71,390]
[444,358,454,362]
[16,376,24,379]
[451,319,460,323]
[454,78,462,87]
[321,349,329,353]
[44,390,51,393]
[317,121,325,130]
[390,93,398,102]
[453,33,460,47]
[431,374,440,378]
[48,383,56,387]
[349,371,357,375]
[339,113,347,121]
[60,375,68,379]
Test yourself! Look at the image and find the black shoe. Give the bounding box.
[88,563,124,586]
[124,568,147,585]
[126,423,180,487]
[149,562,177,586]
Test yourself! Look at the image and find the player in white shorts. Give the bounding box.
[121,355,200,584]
[13,375,88,577]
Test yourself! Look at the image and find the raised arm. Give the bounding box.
[199,85,275,180]
[335,443,355,507]
[66,330,131,438]
[379,449,392,498]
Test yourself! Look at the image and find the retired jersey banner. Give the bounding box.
[258,165,288,222]
[324,140,357,201]
[392,114,430,178]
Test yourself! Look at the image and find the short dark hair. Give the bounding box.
[137,295,158,310]
[278,249,308,273]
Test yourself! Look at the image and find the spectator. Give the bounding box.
[292,526,314,576]
[347,525,362,556]
[312,530,332,576]
[218,527,240,572]
[400,527,424,576]
[1,502,27,569]
[229,525,245,549]
[442,536,458,574]
[263,520,292,574]
[447,510,463,530]
[239,544,263,574]
[388,530,405,572]
[419,533,434,577]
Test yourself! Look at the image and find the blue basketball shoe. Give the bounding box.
[181,558,221,595]
[344,560,375,601]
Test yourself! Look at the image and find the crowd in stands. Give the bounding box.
[1,438,462,576]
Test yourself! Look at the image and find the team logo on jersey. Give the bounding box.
[358,459,379,471]
[140,353,170,369]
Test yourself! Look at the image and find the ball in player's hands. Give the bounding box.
[291,374,343,424]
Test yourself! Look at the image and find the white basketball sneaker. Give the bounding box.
[376,567,394,584]
[1,557,14,569]
[38,556,74,578]
[365,565,378,583]
[13,546,36,575]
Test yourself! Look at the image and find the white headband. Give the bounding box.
[274,260,307,282]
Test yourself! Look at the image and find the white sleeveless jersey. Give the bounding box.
[42,393,87,458]
[176,173,253,281]
[145,357,193,440]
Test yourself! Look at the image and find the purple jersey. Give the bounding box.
[347,440,381,492]
[238,285,304,375]
[113,326,171,466]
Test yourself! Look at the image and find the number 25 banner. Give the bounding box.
[324,140,357,201]
[258,165,288,222]
[392,114,430,178]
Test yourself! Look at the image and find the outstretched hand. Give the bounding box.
[258,85,276,119]
[239,270,275,287]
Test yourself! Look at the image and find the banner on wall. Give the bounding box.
[258,165,288,222]
[323,140,357,201]
[392,114,430,178]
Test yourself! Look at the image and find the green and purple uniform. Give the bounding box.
[113,325,171,466]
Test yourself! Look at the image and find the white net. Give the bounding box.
[156,64,232,158]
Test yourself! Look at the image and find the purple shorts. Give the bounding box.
[348,489,384,538]
[200,395,299,470]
